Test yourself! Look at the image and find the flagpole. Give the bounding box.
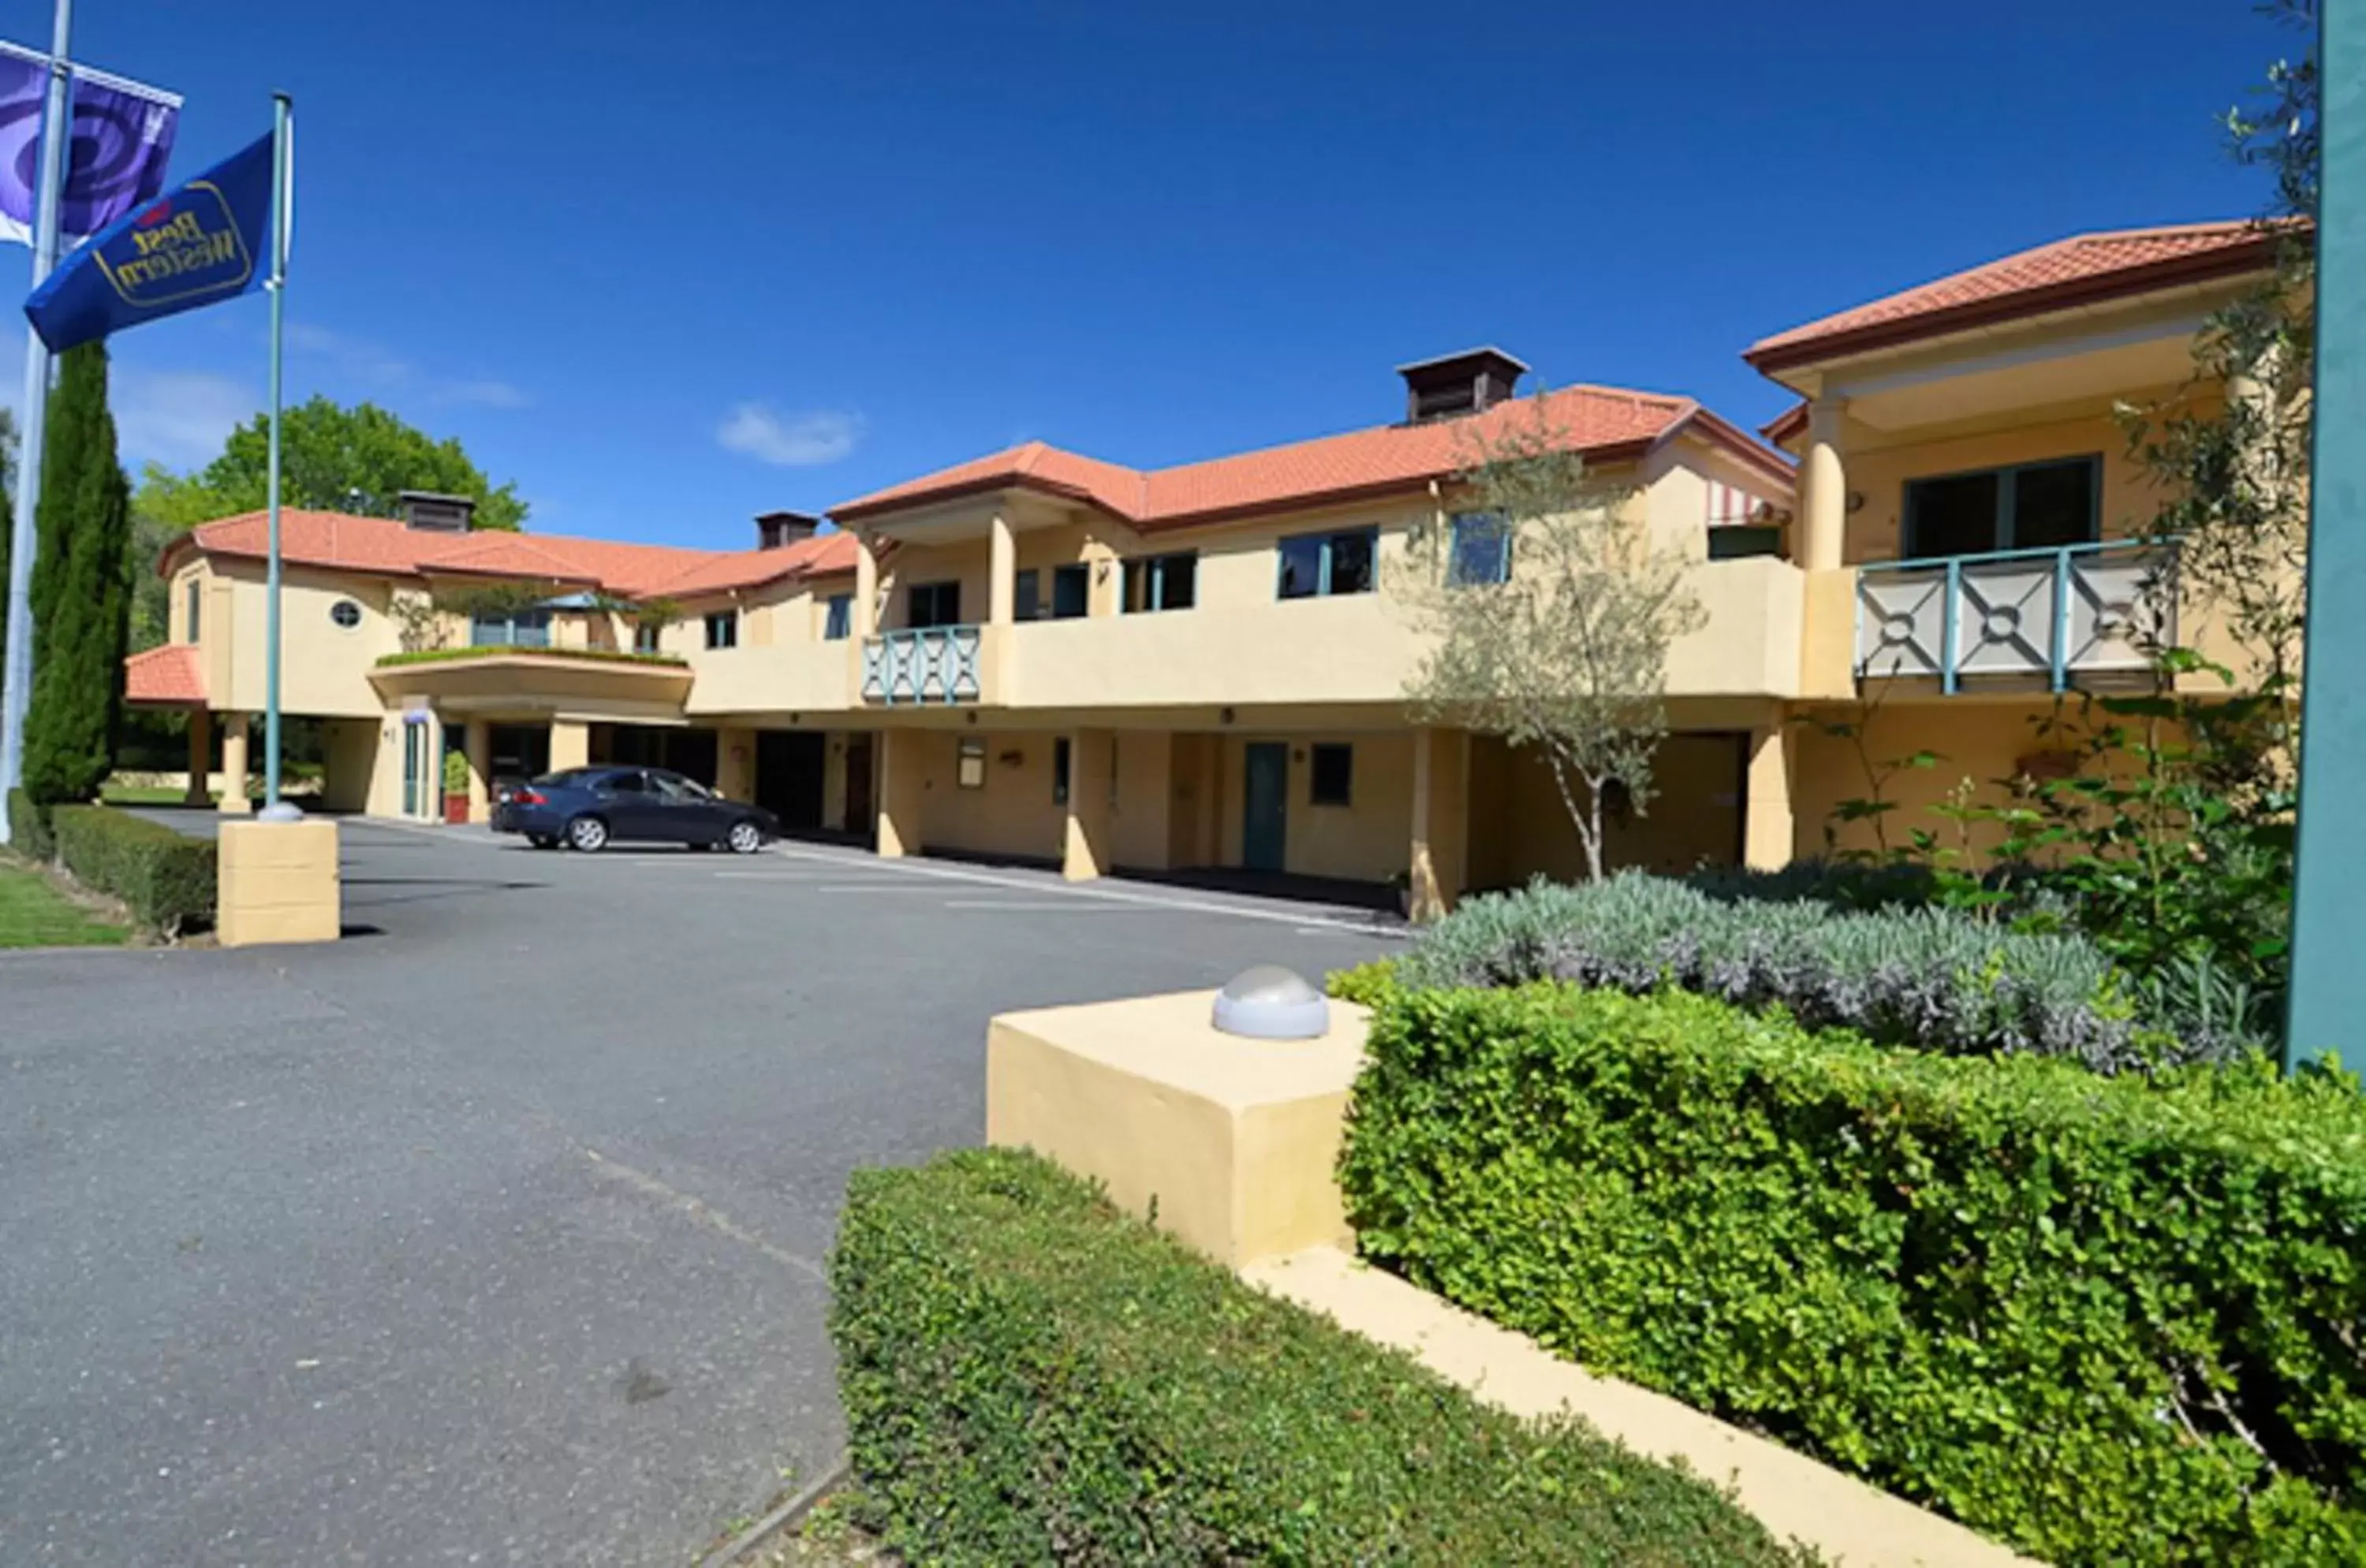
[258,91,293,816]
[0,0,72,843]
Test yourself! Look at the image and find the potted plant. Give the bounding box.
[442,747,472,824]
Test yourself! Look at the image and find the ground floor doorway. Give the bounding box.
[843,734,876,836]
[756,730,827,831]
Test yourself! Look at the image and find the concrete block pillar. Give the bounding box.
[1063,727,1114,881]
[185,707,215,805]
[550,719,590,772]
[1409,726,1469,922]
[876,727,927,859]
[853,535,880,639]
[987,512,1015,626]
[465,719,493,823]
[716,726,756,802]
[1744,722,1798,871]
[1799,397,1848,573]
[217,712,252,816]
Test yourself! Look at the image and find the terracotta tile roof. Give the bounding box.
[832,384,1793,530]
[1745,220,2286,373]
[163,510,849,600]
[124,643,205,706]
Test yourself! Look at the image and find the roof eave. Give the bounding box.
[831,472,1136,528]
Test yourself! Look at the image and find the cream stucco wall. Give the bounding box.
[213,559,405,718]
[1466,731,1746,888]
[1213,730,1413,884]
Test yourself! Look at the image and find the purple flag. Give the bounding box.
[0,43,178,248]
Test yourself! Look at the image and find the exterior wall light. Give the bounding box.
[1211,965,1330,1040]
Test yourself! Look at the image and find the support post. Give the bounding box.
[0,0,73,843]
[987,512,1015,626]
[218,713,252,816]
[549,718,589,772]
[464,719,492,823]
[1743,721,1797,871]
[185,708,214,805]
[1408,727,1468,921]
[1799,396,1847,573]
[1063,727,1113,880]
[876,727,925,859]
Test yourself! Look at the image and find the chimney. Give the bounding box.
[398,490,477,532]
[756,510,819,551]
[1396,347,1529,424]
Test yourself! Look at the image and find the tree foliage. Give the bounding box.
[151,396,528,532]
[22,344,132,805]
[1394,400,1704,880]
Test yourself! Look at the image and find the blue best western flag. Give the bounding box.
[24,131,271,353]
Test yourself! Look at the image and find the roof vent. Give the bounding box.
[398,491,476,532]
[1397,346,1528,424]
[756,510,819,551]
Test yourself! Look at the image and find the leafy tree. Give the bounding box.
[1394,400,1704,881]
[21,344,132,804]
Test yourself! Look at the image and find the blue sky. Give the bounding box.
[29,0,2304,549]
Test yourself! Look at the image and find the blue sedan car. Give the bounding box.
[491,766,779,854]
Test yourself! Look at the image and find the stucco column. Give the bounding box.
[717,726,756,801]
[1743,722,1797,871]
[853,535,880,639]
[217,713,252,816]
[1063,727,1114,880]
[184,707,214,806]
[1799,397,1848,573]
[987,512,1016,626]
[549,718,590,772]
[822,732,849,831]
[875,727,926,859]
[1409,726,1469,922]
[465,719,493,823]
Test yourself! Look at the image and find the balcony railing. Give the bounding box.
[862,625,982,705]
[1857,539,2177,693]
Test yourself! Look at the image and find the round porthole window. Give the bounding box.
[330,599,362,629]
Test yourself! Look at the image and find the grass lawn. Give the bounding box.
[100,784,206,806]
[0,861,129,948]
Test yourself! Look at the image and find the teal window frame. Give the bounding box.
[1051,563,1090,619]
[1901,454,2103,561]
[1446,512,1512,586]
[1014,569,1040,621]
[1123,551,1198,613]
[185,579,202,644]
[633,621,663,653]
[472,607,551,648]
[1276,526,1379,599]
[907,580,962,629]
[704,609,738,650]
[823,593,852,640]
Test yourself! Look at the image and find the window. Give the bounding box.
[823,593,852,640]
[704,610,739,650]
[634,621,663,653]
[1310,743,1353,806]
[1014,569,1040,621]
[329,599,363,630]
[1051,563,1090,619]
[1446,513,1511,586]
[957,737,986,790]
[1277,527,1379,599]
[183,580,202,644]
[472,607,550,648]
[1122,552,1198,613]
[603,769,651,793]
[1053,737,1072,805]
[907,581,962,629]
[1902,455,2099,561]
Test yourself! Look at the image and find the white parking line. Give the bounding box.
[939,898,1168,913]
[813,883,953,894]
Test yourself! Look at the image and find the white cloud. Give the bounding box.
[444,378,530,409]
[288,323,527,409]
[717,404,864,467]
[112,367,259,469]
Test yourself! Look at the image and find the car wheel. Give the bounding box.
[727,819,763,855]
[528,834,558,849]
[565,815,609,853]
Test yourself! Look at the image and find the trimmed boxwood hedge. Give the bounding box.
[7,786,54,861]
[50,804,214,935]
[1334,976,2366,1566]
[828,1148,1815,1566]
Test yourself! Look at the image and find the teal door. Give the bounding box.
[1243,742,1288,872]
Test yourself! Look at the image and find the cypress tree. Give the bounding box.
[21,343,132,805]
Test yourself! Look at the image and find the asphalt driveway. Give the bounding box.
[1,816,1399,1566]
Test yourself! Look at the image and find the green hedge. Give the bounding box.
[828,1148,1813,1566]
[7,787,54,861]
[50,805,215,935]
[1337,979,2366,1566]
[373,644,687,669]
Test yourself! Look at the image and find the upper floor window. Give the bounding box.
[907,580,962,629]
[1446,513,1512,587]
[1014,565,1090,621]
[1122,551,1198,613]
[184,579,201,644]
[823,593,852,640]
[1902,455,2100,562]
[329,599,363,630]
[1277,526,1378,599]
[634,621,663,654]
[472,607,550,648]
[704,610,739,650]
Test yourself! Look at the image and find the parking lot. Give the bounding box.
[1,815,1398,1566]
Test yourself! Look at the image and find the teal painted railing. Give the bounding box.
[1855,539,2176,693]
[862,625,983,705]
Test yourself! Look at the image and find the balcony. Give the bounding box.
[863,625,983,705]
[1856,539,2174,693]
